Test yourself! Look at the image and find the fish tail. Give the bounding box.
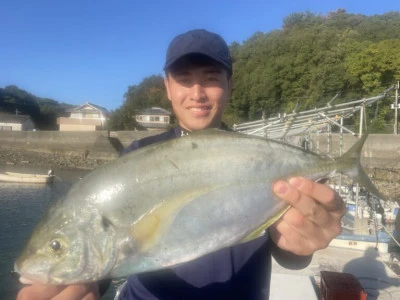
[337,133,387,200]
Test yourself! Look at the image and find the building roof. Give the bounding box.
[137,107,172,115]
[0,114,32,124]
[69,102,110,115]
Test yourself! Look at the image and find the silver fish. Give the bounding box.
[14,130,383,284]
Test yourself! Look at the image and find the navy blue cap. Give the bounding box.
[164,29,232,73]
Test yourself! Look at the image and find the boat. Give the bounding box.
[0,170,54,183]
[330,232,392,253]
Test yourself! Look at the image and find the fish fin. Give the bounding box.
[340,133,369,162]
[338,133,387,200]
[356,166,387,200]
[131,185,224,252]
[240,205,290,243]
[130,213,160,252]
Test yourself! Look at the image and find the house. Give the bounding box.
[0,114,35,131]
[135,107,171,130]
[57,102,109,131]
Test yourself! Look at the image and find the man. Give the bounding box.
[17,29,345,300]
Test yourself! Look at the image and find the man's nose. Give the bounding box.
[190,83,206,101]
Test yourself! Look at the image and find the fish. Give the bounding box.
[14,129,384,285]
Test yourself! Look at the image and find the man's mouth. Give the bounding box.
[188,106,211,112]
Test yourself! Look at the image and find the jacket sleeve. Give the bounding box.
[120,140,140,156]
[268,230,313,270]
[120,128,178,157]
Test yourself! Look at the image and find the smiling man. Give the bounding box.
[164,54,231,131]
[17,29,345,300]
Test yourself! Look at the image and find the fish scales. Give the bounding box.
[15,130,381,284]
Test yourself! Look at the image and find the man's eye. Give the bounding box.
[207,75,220,81]
[205,77,220,84]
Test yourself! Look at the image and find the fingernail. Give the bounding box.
[274,181,288,195]
[289,177,302,188]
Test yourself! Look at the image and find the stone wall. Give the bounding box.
[309,133,400,169]
[0,130,163,160]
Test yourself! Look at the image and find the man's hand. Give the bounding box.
[17,283,100,300]
[270,177,346,256]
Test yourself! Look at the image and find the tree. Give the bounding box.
[228,10,400,128]
[346,40,400,93]
[0,86,74,130]
[108,75,170,130]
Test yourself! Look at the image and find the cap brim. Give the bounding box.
[164,51,231,72]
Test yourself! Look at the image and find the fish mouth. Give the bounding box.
[14,262,43,285]
[19,276,35,285]
[15,262,41,284]
[14,257,51,285]
[14,261,23,278]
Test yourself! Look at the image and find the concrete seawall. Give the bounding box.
[309,133,400,169]
[0,130,163,160]
[0,131,399,168]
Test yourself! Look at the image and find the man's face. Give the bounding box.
[164,60,232,131]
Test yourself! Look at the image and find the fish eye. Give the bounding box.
[49,240,62,253]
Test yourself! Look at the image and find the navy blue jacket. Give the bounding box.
[119,127,272,300]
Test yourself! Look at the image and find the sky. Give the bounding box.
[1,1,399,111]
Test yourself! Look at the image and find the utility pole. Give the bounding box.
[395,81,399,135]
[338,116,343,196]
[356,104,365,220]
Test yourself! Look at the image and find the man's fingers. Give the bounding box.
[17,283,100,300]
[53,284,100,300]
[270,177,345,256]
[273,180,332,225]
[289,177,345,212]
[273,178,346,215]
[270,216,330,256]
[17,285,67,300]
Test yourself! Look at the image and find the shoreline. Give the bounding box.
[0,148,109,171]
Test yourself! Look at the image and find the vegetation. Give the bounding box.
[112,10,400,130]
[2,10,400,131]
[0,85,74,130]
[230,10,400,128]
[107,75,172,130]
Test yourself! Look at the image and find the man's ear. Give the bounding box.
[164,76,172,102]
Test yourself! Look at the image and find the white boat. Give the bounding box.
[330,232,392,253]
[0,171,54,183]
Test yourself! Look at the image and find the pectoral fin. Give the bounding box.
[131,185,225,252]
